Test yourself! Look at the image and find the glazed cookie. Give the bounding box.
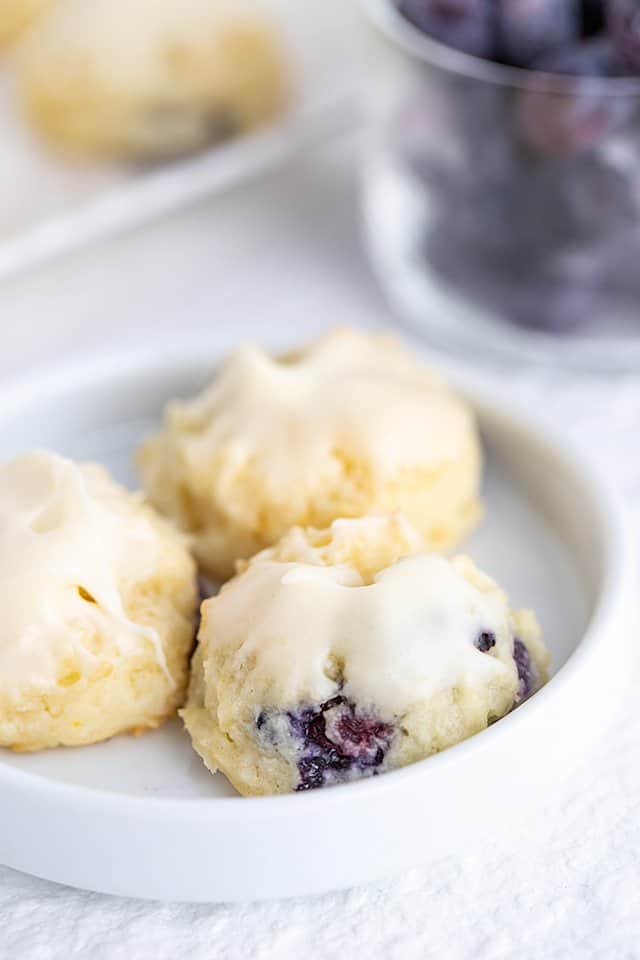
[138,328,482,581]
[17,0,289,159]
[0,451,198,751]
[182,515,549,795]
[0,0,55,49]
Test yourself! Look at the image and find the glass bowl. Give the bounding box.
[361,0,640,372]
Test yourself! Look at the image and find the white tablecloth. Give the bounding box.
[1,142,639,960]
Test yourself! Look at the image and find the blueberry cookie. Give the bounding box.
[0,451,198,751]
[181,515,549,795]
[138,328,482,581]
[17,0,289,159]
[0,0,55,49]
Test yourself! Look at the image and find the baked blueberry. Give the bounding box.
[264,697,397,791]
[513,637,536,701]
[475,631,497,652]
[181,516,550,795]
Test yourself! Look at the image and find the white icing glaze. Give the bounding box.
[168,328,477,483]
[0,451,170,695]
[207,551,516,716]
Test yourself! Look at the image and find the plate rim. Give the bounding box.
[0,337,631,820]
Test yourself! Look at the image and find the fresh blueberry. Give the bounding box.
[608,0,640,73]
[398,82,500,188]
[561,156,640,239]
[258,696,396,791]
[493,271,601,332]
[454,175,543,253]
[424,167,556,282]
[426,211,603,333]
[396,0,494,58]
[396,93,465,191]
[513,637,537,701]
[581,0,606,36]
[451,79,520,179]
[531,39,624,77]
[475,631,497,652]
[517,41,630,155]
[496,0,579,68]
[600,229,640,296]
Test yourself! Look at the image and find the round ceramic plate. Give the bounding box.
[0,343,633,902]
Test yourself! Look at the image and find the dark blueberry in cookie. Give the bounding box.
[496,0,579,69]
[297,755,347,791]
[258,696,395,791]
[608,0,640,73]
[475,631,497,652]
[517,42,630,156]
[332,708,391,763]
[255,709,268,730]
[396,0,494,58]
[513,637,536,701]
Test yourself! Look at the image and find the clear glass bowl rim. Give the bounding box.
[361,0,640,96]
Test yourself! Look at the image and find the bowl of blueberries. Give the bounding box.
[362,0,640,370]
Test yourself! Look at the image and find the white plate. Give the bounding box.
[0,343,633,902]
[0,0,360,280]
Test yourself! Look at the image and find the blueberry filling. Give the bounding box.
[256,638,540,789]
[257,696,395,792]
[513,637,537,702]
[475,630,497,652]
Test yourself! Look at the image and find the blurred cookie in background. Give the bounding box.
[16,0,290,161]
[0,0,56,49]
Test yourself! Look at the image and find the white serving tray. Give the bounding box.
[0,0,360,280]
[0,339,633,902]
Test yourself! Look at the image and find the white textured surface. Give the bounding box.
[0,141,639,957]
